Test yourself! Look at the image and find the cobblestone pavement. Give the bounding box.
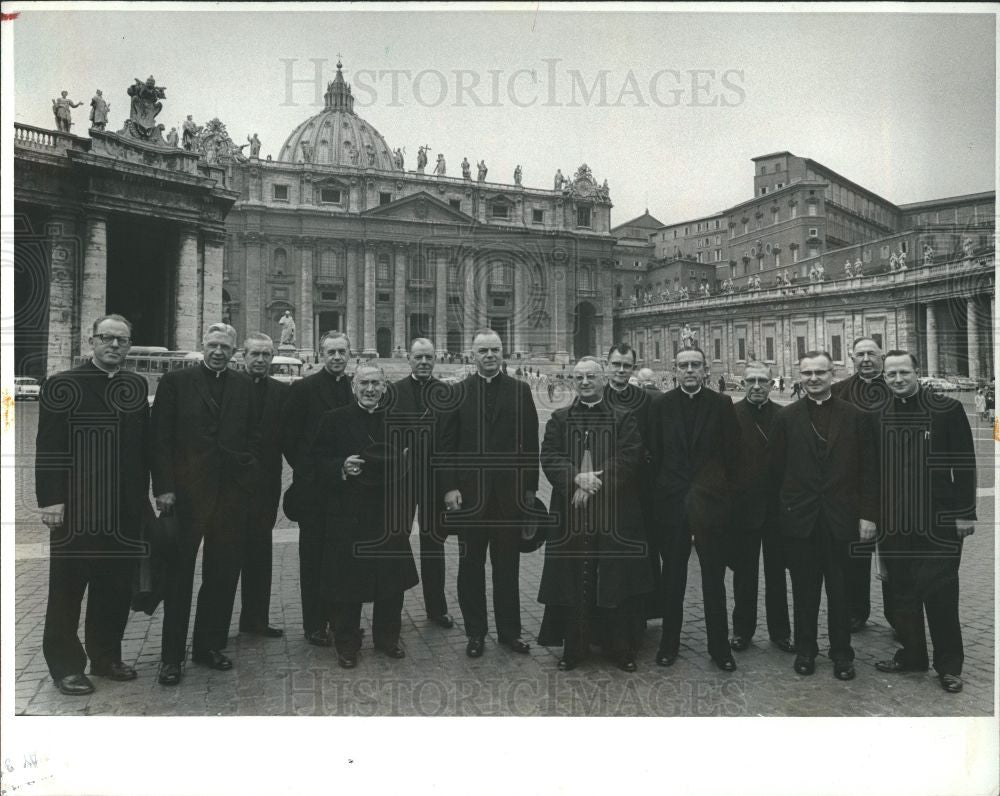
[8,390,996,717]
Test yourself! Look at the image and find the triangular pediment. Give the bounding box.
[362,191,473,223]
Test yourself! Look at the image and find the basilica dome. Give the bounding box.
[277,61,402,171]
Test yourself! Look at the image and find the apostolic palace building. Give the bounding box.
[12,64,996,382]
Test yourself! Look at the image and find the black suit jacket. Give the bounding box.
[151,364,259,525]
[769,396,879,541]
[732,398,780,531]
[251,375,290,525]
[440,372,539,526]
[649,387,741,538]
[35,361,151,553]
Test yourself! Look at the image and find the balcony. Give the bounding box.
[14,123,89,154]
[314,273,344,287]
[409,278,434,290]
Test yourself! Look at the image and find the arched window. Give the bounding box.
[273,248,287,275]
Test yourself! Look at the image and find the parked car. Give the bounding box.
[919,376,959,391]
[950,376,978,391]
[14,376,40,400]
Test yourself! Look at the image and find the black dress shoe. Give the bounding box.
[337,651,358,669]
[376,642,406,659]
[500,637,531,654]
[849,617,867,633]
[243,625,284,638]
[939,674,963,693]
[770,637,795,654]
[617,655,638,673]
[655,650,678,667]
[714,655,737,672]
[834,661,856,681]
[466,636,485,658]
[557,657,577,671]
[157,662,183,686]
[54,673,94,696]
[91,661,138,681]
[192,649,233,671]
[306,630,333,647]
[793,655,816,675]
[429,613,455,629]
[875,658,928,674]
[729,635,750,652]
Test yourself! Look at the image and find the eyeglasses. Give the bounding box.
[800,370,830,377]
[95,334,131,346]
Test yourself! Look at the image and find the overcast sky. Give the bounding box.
[9,4,997,226]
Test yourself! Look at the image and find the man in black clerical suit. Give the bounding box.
[237,333,289,639]
[36,314,151,696]
[280,331,354,647]
[728,361,792,655]
[389,338,454,629]
[537,357,652,672]
[604,344,659,613]
[152,323,260,685]
[311,364,418,668]
[770,350,878,681]
[831,336,893,632]
[873,351,976,694]
[441,329,539,658]
[648,346,741,671]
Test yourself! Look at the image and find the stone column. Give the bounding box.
[600,261,615,357]
[512,261,524,356]
[299,241,314,355]
[79,213,107,348]
[551,265,569,362]
[174,227,200,351]
[816,313,826,354]
[244,233,262,343]
[393,245,407,355]
[434,248,448,352]
[203,231,225,330]
[925,302,939,376]
[363,243,377,356]
[896,303,916,354]
[45,214,78,375]
[966,298,980,380]
[463,254,477,354]
[345,241,359,354]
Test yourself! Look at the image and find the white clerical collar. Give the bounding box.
[807,394,831,405]
[608,382,629,393]
[478,372,500,384]
[91,357,120,378]
[411,374,431,383]
[860,375,879,384]
[681,385,702,398]
[751,397,770,408]
[580,398,604,408]
[201,361,227,378]
[895,389,919,403]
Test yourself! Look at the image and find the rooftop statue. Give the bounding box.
[417,144,429,173]
[52,91,83,133]
[248,133,261,158]
[433,153,446,176]
[477,160,488,182]
[514,165,522,186]
[121,76,167,144]
[89,90,110,131]
[393,147,405,169]
[461,157,471,180]
[182,115,200,151]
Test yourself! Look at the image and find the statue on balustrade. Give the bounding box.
[52,91,83,133]
[461,157,471,179]
[417,145,429,173]
[182,115,200,151]
[854,256,863,275]
[962,237,975,263]
[166,127,179,148]
[433,153,447,176]
[477,160,488,182]
[121,76,168,144]
[248,133,261,158]
[89,90,110,131]
[393,147,405,169]
[279,311,296,346]
[815,262,825,282]
[301,140,313,163]
[514,165,523,186]
[681,324,697,349]
[897,249,906,270]
[554,169,564,190]
[844,259,853,278]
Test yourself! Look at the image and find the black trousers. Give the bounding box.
[845,540,894,626]
[239,504,278,632]
[298,513,328,636]
[416,501,448,618]
[43,545,134,680]
[333,591,404,654]
[658,524,730,661]
[161,496,245,664]
[456,499,522,641]
[784,519,854,663]
[731,523,791,641]
[886,553,963,676]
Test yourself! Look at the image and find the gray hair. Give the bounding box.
[353,362,387,384]
[203,322,237,346]
[744,360,772,377]
[243,332,274,351]
[409,337,435,353]
[575,355,606,373]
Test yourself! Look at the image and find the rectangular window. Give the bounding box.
[376,291,391,303]
[738,338,747,361]
[638,342,645,360]
[655,342,661,360]
[808,227,819,238]
[450,199,462,211]
[714,338,722,361]
[796,336,806,361]
[532,208,544,223]
[272,184,289,201]
[492,204,510,219]
[320,188,341,204]
[321,291,339,301]
[743,221,749,235]
[872,332,883,349]
[765,336,774,361]
[790,204,798,219]
[808,204,817,216]
[831,334,842,362]
[673,230,678,239]
[577,206,592,228]
[379,192,392,206]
